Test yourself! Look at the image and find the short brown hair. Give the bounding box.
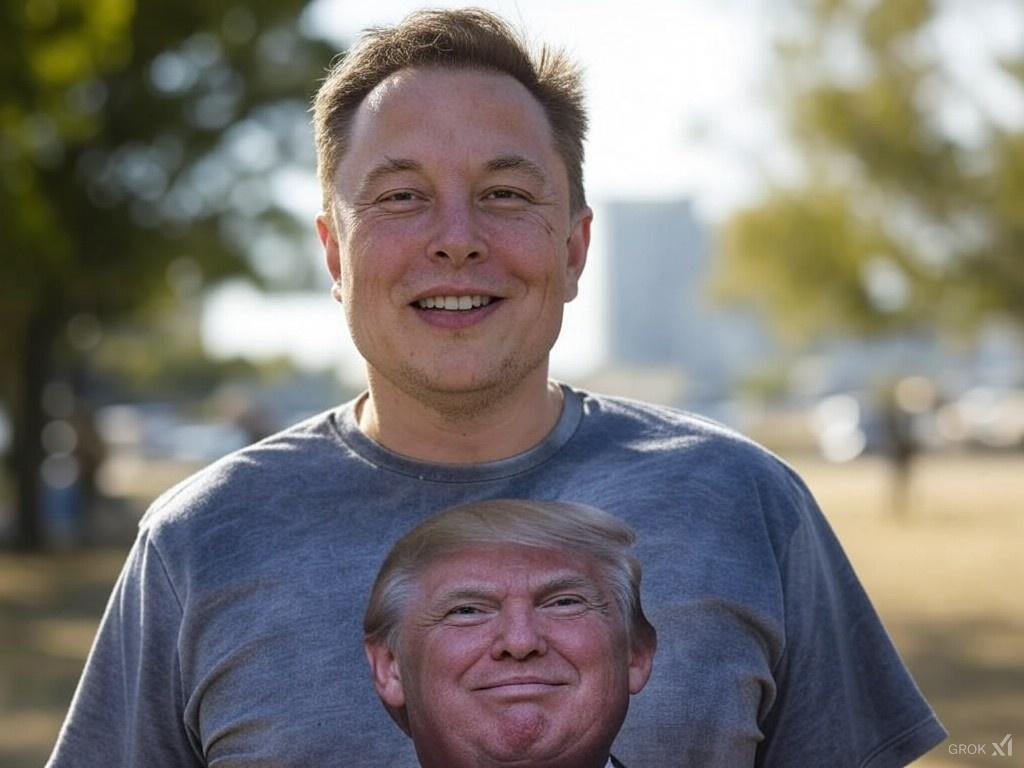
[311,8,588,213]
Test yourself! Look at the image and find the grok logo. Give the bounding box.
[948,734,1013,758]
[993,734,1013,757]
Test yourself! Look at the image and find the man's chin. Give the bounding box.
[490,706,550,754]
[414,717,607,768]
[481,712,603,768]
[384,361,540,406]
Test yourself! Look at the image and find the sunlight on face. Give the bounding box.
[318,68,590,407]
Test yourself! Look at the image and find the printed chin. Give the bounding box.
[488,706,550,757]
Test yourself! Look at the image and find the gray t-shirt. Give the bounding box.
[47,386,945,767]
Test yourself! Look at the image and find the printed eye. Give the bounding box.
[449,605,483,616]
[549,596,582,607]
[543,595,590,615]
[441,603,494,625]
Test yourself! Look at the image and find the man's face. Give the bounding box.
[316,67,591,401]
[366,545,653,768]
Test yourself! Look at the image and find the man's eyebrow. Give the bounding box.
[426,585,498,614]
[485,154,549,185]
[536,574,602,598]
[431,574,595,604]
[357,156,421,195]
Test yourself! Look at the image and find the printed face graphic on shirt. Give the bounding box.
[365,544,653,768]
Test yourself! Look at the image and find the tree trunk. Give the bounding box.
[8,312,55,550]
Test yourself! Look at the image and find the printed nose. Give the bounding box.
[429,201,486,266]
[491,607,548,660]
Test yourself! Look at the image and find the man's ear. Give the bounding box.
[563,206,592,303]
[316,211,342,285]
[627,625,656,695]
[364,639,406,709]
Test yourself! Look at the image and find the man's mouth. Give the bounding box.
[415,295,495,311]
[474,677,566,691]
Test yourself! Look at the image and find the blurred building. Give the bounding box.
[581,200,1024,456]
[587,199,770,406]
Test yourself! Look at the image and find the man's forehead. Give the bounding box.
[347,66,555,151]
[419,545,603,595]
[360,65,539,115]
[361,68,417,113]
[335,66,569,200]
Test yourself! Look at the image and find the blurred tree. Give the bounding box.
[716,0,1024,341]
[0,0,336,548]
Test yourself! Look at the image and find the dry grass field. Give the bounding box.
[1,453,1021,767]
[788,454,1024,767]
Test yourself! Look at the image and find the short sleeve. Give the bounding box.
[755,474,946,767]
[45,529,203,767]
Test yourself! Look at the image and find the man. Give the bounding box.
[48,8,946,766]
[362,499,656,768]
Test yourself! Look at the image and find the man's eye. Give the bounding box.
[378,191,418,203]
[484,188,528,202]
[545,595,587,611]
[444,604,495,620]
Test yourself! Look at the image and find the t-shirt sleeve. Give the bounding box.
[755,472,947,768]
[45,529,203,767]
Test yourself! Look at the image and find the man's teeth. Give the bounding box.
[416,295,493,310]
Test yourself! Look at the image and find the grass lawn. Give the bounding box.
[1,453,1021,766]
[789,454,1024,767]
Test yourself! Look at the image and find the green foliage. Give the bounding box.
[0,0,338,545]
[721,184,920,339]
[716,0,1024,342]
[862,0,931,51]
[1,0,335,365]
[93,324,300,400]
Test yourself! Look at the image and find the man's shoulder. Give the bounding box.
[571,388,813,530]
[575,387,788,471]
[138,405,351,535]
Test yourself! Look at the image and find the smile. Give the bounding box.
[415,295,494,311]
[474,678,566,691]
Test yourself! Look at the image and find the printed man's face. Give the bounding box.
[366,544,653,768]
[316,67,591,402]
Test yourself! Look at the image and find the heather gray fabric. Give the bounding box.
[47,386,945,767]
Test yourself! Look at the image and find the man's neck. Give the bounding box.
[357,370,565,464]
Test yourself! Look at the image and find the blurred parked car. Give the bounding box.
[811,392,886,463]
[936,387,1024,450]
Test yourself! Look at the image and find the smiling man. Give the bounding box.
[363,499,655,768]
[314,34,590,463]
[48,8,945,768]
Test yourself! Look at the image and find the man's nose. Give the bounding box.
[490,606,548,660]
[428,198,486,267]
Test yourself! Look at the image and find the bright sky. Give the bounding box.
[203,0,777,381]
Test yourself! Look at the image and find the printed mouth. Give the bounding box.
[475,679,565,692]
[413,295,498,311]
